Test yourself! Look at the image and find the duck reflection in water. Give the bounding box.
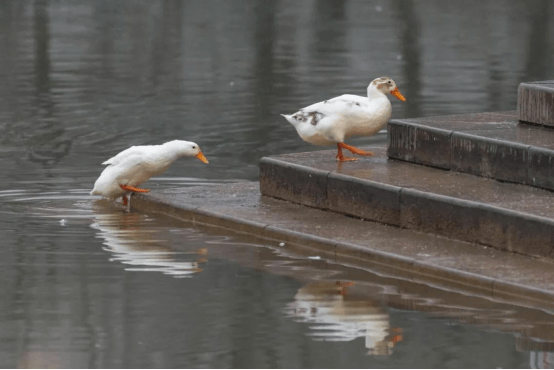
[90,199,207,277]
[286,280,403,356]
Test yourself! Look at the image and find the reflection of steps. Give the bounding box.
[285,281,402,356]
[517,337,554,353]
[260,81,554,259]
[133,180,554,345]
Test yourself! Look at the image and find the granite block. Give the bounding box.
[518,82,554,127]
[451,132,529,183]
[259,157,329,208]
[528,146,554,191]
[327,172,401,226]
[388,120,452,169]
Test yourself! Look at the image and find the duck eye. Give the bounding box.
[388,81,391,84]
[192,146,196,149]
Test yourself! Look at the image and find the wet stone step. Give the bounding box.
[387,111,554,191]
[132,182,554,308]
[518,80,554,127]
[259,146,554,259]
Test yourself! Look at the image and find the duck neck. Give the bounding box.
[367,85,384,100]
[158,143,183,164]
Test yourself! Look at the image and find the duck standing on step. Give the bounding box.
[90,140,209,205]
[281,77,406,162]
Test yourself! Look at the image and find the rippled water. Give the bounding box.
[2,0,554,368]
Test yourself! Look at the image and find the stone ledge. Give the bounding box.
[129,182,554,312]
[518,81,554,126]
[387,120,452,170]
[259,148,554,259]
[388,111,554,191]
[450,133,530,183]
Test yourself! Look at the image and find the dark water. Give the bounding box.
[2,0,554,367]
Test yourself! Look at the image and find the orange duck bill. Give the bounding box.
[195,151,209,164]
[390,87,406,102]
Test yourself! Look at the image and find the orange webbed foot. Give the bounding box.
[336,144,360,162]
[336,155,359,162]
[120,184,150,193]
[338,142,374,156]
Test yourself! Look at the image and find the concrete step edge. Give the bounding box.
[388,118,554,191]
[517,81,554,126]
[130,191,554,312]
[259,156,554,259]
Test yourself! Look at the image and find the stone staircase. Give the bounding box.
[260,81,554,259]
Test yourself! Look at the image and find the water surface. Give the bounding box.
[1,0,554,368]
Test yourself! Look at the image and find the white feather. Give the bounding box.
[90,140,208,200]
[282,77,404,146]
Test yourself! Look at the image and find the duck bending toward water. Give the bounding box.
[91,140,209,205]
[282,77,406,162]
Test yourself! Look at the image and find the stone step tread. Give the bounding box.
[388,111,554,190]
[260,146,554,258]
[395,111,554,150]
[271,145,554,220]
[524,80,554,85]
[133,182,554,308]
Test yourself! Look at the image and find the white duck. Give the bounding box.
[282,76,406,162]
[90,140,209,205]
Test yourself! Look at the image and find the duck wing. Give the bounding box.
[102,145,154,166]
[292,94,367,124]
[302,94,367,112]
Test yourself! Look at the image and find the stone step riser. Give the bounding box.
[260,157,554,259]
[517,81,554,127]
[387,120,554,191]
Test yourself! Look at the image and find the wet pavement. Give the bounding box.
[260,143,554,258]
[389,111,554,190]
[131,182,554,311]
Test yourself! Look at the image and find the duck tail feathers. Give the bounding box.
[281,114,297,126]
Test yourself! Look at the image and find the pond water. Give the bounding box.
[1,0,554,368]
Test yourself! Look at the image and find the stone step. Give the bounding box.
[259,146,554,259]
[131,182,554,309]
[518,80,554,127]
[387,111,554,191]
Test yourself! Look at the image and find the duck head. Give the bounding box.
[167,140,209,163]
[371,77,406,102]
